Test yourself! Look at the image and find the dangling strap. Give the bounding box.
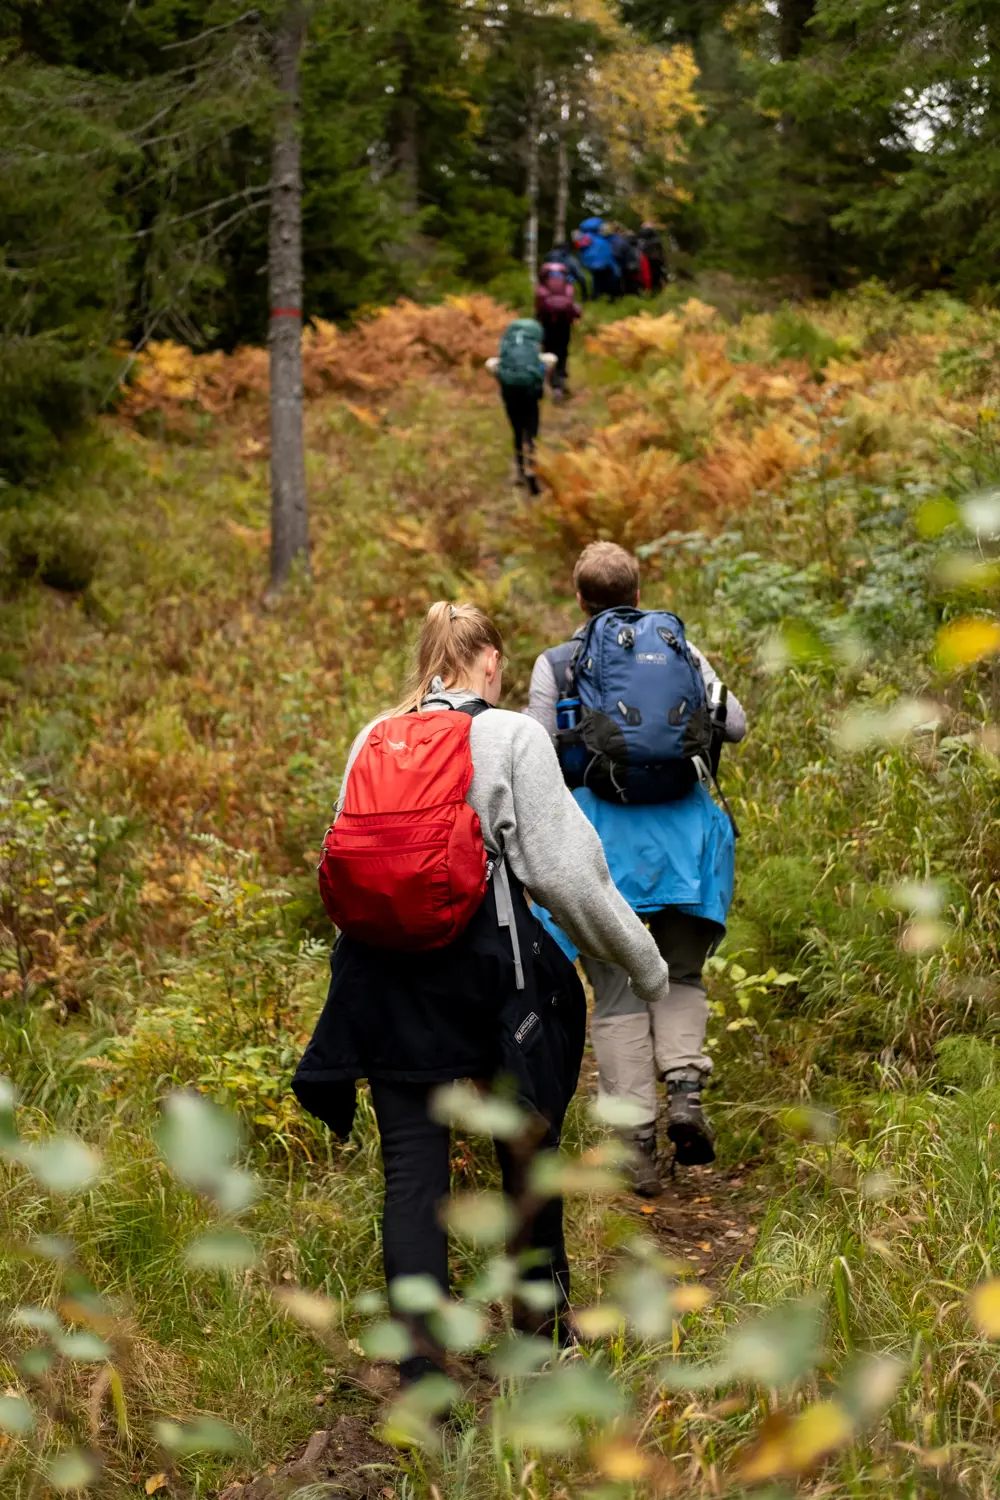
[493,858,525,991]
[693,755,740,838]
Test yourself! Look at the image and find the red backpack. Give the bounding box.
[318,707,488,951]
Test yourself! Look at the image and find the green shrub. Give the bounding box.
[770,307,854,374]
[3,508,99,593]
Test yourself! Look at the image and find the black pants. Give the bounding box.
[500,384,540,491]
[541,320,572,389]
[370,1077,569,1383]
[591,266,621,300]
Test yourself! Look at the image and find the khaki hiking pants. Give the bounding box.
[582,909,717,1133]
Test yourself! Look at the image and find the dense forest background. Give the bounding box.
[3,0,1000,485]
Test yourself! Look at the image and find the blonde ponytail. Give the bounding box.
[393,602,504,714]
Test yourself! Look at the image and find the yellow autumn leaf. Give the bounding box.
[672,1284,711,1314]
[345,402,380,428]
[145,1475,168,1496]
[739,1420,793,1483]
[970,1277,1000,1335]
[593,1438,653,1480]
[574,1304,625,1338]
[784,1400,855,1470]
[934,617,1000,671]
[739,1402,854,1481]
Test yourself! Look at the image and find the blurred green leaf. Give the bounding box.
[18,1347,54,1378]
[354,1290,385,1316]
[0,1395,34,1435]
[157,1091,241,1192]
[837,697,941,750]
[49,1449,100,1491]
[381,1372,459,1448]
[427,1300,486,1352]
[659,1297,823,1391]
[390,1274,444,1315]
[15,1138,101,1194]
[529,1149,623,1197]
[443,1190,515,1246]
[488,1332,553,1377]
[839,1353,905,1421]
[184,1228,259,1271]
[361,1319,414,1362]
[214,1168,258,1214]
[502,1365,626,1451]
[27,1235,74,1262]
[589,1095,648,1130]
[154,1416,244,1455]
[429,1081,527,1140]
[12,1305,62,1335]
[56,1331,110,1362]
[464,1254,518,1304]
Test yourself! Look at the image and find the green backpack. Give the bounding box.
[498,318,545,389]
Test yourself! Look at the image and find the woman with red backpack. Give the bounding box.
[535,261,582,397]
[293,602,673,1387]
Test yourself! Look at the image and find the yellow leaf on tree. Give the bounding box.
[970,1277,1000,1335]
[145,1475,168,1496]
[934,617,1000,672]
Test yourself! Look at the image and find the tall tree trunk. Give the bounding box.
[524,65,541,285]
[397,93,420,221]
[268,0,309,593]
[554,111,569,246]
[778,0,816,59]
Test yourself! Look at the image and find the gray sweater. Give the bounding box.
[337,684,672,1007]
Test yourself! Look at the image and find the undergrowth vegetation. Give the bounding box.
[4,282,1000,1496]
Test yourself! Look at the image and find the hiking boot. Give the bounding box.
[623,1127,662,1198]
[665,1075,715,1167]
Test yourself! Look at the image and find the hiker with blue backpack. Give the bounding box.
[525,541,746,1196]
[486,318,557,494]
[576,218,621,300]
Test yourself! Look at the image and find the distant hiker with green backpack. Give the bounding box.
[486,317,557,495]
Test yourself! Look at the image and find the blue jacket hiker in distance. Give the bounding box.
[524,540,746,1196]
[575,218,621,299]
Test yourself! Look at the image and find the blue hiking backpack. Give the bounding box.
[551,608,714,804]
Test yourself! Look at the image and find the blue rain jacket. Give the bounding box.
[576,217,617,273]
[534,782,736,963]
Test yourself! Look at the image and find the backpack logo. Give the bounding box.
[515,1012,539,1044]
[387,738,407,751]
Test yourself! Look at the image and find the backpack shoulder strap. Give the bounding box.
[455,698,491,719]
[544,638,583,696]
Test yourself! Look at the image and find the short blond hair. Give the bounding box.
[573,542,640,615]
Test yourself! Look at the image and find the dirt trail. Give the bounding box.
[627,1159,763,1281]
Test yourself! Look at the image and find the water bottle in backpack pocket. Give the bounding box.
[555,607,714,804]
